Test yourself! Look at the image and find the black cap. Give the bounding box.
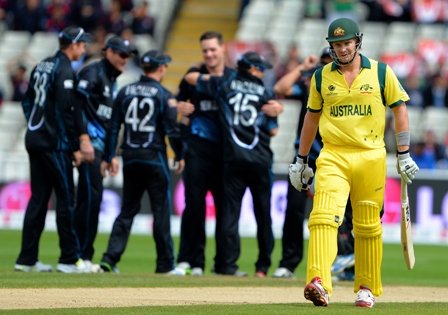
[140,50,172,67]
[239,51,272,70]
[58,27,92,44]
[103,35,136,56]
[321,47,331,59]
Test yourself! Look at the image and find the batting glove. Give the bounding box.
[289,155,314,191]
[397,150,419,184]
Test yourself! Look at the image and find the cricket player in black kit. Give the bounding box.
[100,50,185,274]
[75,35,135,270]
[15,27,95,273]
[176,31,233,276]
[186,51,280,277]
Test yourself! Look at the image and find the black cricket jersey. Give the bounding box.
[76,58,122,153]
[197,69,278,168]
[22,50,82,152]
[177,65,233,144]
[104,75,183,163]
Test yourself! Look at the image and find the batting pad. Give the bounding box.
[353,201,383,297]
[306,191,340,296]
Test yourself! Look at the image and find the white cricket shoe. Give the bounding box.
[83,260,103,273]
[272,267,295,278]
[57,258,91,273]
[191,267,203,276]
[176,261,191,275]
[355,286,375,308]
[15,261,53,272]
[304,277,329,307]
[165,267,187,276]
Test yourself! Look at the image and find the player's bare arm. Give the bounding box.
[79,133,95,162]
[177,101,195,116]
[261,100,284,117]
[391,103,410,152]
[392,103,419,184]
[73,151,82,167]
[173,159,185,174]
[298,111,321,157]
[184,72,211,85]
[274,55,319,97]
[100,157,119,177]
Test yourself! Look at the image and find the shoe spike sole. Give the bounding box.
[304,286,328,307]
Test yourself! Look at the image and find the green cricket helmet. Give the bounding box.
[326,18,362,43]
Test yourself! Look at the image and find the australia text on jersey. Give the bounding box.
[330,104,373,117]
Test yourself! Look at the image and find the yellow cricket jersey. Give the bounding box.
[307,54,410,149]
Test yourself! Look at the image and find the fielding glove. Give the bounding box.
[397,150,419,184]
[289,155,314,191]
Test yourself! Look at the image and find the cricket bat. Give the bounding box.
[400,178,415,270]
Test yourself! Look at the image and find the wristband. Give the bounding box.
[395,131,410,146]
[297,154,308,163]
[397,149,410,155]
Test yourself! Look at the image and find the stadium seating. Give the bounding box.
[421,107,448,143]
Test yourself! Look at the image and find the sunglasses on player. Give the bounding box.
[113,50,130,59]
[256,65,266,73]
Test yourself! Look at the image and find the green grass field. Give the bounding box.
[1,229,448,314]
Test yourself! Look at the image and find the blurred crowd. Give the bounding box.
[0,0,155,36]
[2,0,448,173]
[0,0,156,106]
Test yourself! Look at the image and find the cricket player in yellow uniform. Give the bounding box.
[289,18,419,308]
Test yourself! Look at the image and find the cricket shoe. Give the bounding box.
[191,267,204,276]
[83,260,103,273]
[304,277,329,307]
[14,261,53,272]
[255,271,267,278]
[100,261,120,273]
[164,267,187,276]
[272,267,295,278]
[355,286,375,308]
[176,262,192,275]
[233,270,248,277]
[331,254,355,275]
[57,259,91,273]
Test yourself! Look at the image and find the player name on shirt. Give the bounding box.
[125,84,158,97]
[35,61,55,73]
[330,104,372,117]
[230,79,265,96]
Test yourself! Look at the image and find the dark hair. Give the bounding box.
[141,64,160,73]
[237,59,251,73]
[199,31,223,44]
[59,42,71,50]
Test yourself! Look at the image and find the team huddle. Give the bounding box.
[14,18,419,309]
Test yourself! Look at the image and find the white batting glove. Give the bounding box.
[397,151,419,184]
[289,155,314,191]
